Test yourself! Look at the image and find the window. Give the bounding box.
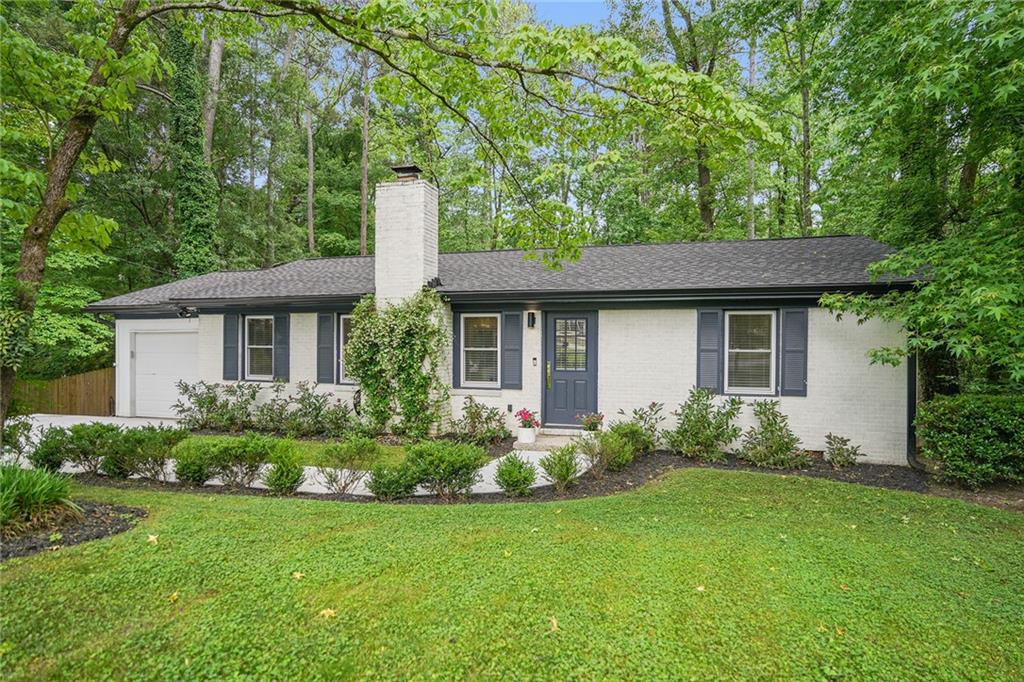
[337,314,354,383]
[725,311,775,394]
[554,318,587,371]
[245,316,274,380]
[462,314,500,386]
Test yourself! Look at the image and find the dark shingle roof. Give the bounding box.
[87,236,907,311]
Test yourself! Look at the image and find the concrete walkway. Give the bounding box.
[20,414,586,498]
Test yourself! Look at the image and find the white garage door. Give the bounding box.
[133,332,199,417]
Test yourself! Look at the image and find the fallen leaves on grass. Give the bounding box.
[169,591,179,603]
[549,617,559,632]
[147,534,159,545]
[318,609,336,619]
[292,571,305,580]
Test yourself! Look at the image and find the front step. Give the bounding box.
[514,433,575,452]
[538,426,583,436]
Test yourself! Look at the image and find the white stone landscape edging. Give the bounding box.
[20,415,589,499]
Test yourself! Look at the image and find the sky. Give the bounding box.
[531,1,611,27]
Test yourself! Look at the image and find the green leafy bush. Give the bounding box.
[539,444,581,494]
[406,441,488,501]
[321,400,355,439]
[28,427,69,472]
[494,453,537,497]
[450,396,510,445]
[916,394,1024,489]
[1,416,34,465]
[579,412,604,431]
[98,432,140,479]
[367,462,421,501]
[0,465,81,532]
[575,431,633,479]
[174,381,259,432]
[174,447,212,486]
[251,381,291,434]
[284,382,330,436]
[608,421,654,458]
[209,433,273,487]
[613,402,664,453]
[824,433,863,469]
[66,422,123,474]
[129,426,188,481]
[316,437,381,494]
[263,451,305,495]
[663,388,743,462]
[738,401,807,469]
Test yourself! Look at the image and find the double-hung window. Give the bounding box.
[245,316,274,381]
[337,314,354,383]
[724,311,775,394]
[461,314,500,387]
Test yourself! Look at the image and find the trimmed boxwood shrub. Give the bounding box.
[28,427,70,472]
[575,431,633,479]
[916,394,1024,489]
[316,437,381,494]
[66,423,124,474]
[367,463,421,501]
[175,447,213,486]
[406,441,488,501]
[494,453,536,497]
[209,433,273,487]
[539,444,581,494]
[263,451,305,495]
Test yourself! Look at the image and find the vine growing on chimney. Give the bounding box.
[344,289,449,439]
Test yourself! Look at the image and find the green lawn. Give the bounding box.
[2,470,1022,680]
[171,434,407,469]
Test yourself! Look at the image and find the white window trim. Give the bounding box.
[461,313,501,388]
[337,314,354,384]
[724,310,776,395]
[244,315,274,381]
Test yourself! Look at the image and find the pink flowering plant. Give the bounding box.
[514,408,539,429]
[580,412,604,431]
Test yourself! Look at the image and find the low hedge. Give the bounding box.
[916,394,1024,489]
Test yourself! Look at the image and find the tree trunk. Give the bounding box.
[0,0,144,427]
[696,142,714,234]
[202,36,224,165]
[746,34,757,240]
[266,28,296,266]
[359,55,370,256]
[305,101,315,253]
[797,0,812,236]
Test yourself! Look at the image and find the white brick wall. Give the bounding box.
[374,179,438,305]
[598,308,909,465]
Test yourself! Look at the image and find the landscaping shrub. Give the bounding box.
[663,388,744,461]
[916,394,1024,489]
[575,431,633,479]
[284,382,331,436]
[608,421,654,458]
[174,381,258,432]
[579,412,604,431]
[1,416,34,465]
[66,423,124,474]
[738,400,808,469]
[209,433,272,487]
[613,402,664,453]
[824,433,863,469]
[263,451,306,495]
[321,400,355,439]
[174,447,213,486]
[98,432,141,479]
[316,437,381,494]
[0,465,80,532]
[539,444,581,494]
[28,427,69,472]
[251,381,291,434]
[494,453,537,497]
[406,441,488,501]
[366,462,421,501]
[450,397,510,445]
[130,426,188,481]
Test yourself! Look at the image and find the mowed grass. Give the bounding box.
[2,469,1022,680]
[171,434,406,469]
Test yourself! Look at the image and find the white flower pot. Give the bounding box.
[518,426,536,444]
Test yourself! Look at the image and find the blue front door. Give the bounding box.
[543,312,598,426]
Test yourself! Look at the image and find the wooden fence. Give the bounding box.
[12,367,115,416]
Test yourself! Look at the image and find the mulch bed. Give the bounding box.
[2,501,147,561]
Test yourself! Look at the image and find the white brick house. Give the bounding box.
[91,166,916,465]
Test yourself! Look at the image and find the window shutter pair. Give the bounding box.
[450,311,523,389]
[222,313,290,382]
[695,308,807,396]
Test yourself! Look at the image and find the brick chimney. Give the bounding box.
[373,165,439,305]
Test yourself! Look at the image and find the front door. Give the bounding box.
[543,312,598,426]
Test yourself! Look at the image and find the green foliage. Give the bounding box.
[579,413,604,431]
[916,395,1024,489]
[208,432,273,488]
[121,426,188,482]
[173,381,259,433]
[366,462,421,502]
[174,447,212,487]
[663,388,744,462]
[315,437,382,495]
[1,416,34,465]
[494,453,536,497]
[738,401,807,469]
[575,431,633,479]
[614,402,664,452]
[0,464,80,531]
[344,291,449,439]
[406,441,488,502]
[608,422,654,458]
[262,451,305,496]
[450,396,510,445]
[27,427,68,472]
[538,444,581,494]
[65,422,123,475]
[824,433,863,470]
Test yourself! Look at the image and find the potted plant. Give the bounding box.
[580,412,604,432]
[514,408,540,444]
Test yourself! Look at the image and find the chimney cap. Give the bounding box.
[391,164,422,180]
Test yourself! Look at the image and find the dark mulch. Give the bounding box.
[2,501,146,561]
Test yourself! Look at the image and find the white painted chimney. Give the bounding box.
[373,165,439,305]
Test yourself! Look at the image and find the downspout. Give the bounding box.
[906,352,926,470]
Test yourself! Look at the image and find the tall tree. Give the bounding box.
[202,35,224,164]
[358,52,372,256]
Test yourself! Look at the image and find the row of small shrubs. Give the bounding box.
[174,380,356,438]
[367,442,491,502]
[0,465,81,533]
[449,397,511,446]
[916,394,1024,489]
[29,423,188,479]
[173,433,307,495]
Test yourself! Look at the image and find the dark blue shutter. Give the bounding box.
[779,308,808,396]
[223,314,240,381]
[696,309,723,393]
[316,313,335,384]
[451,313,461,388]
[273,313,290,382]
[501,311,523,389]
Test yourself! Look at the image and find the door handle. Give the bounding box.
[546,361,552,389]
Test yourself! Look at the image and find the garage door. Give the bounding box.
[133,332,199,417]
